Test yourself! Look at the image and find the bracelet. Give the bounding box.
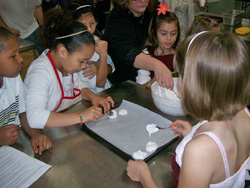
[77,111,83,125]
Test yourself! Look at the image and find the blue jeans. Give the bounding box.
[25,26,42,55]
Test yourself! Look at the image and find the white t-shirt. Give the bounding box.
[0,75,25,128]
[24,50,88,129]
[78,35,115,93]
[0,0,41,39]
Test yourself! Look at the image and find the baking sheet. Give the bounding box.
[83,100,178,161]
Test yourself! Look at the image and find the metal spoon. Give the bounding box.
[173,90,181,99]
[156,125,173,130]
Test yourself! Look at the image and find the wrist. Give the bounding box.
[77,111,84,125]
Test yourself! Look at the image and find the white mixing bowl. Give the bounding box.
[151,78,188,116]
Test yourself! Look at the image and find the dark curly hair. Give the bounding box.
[40,8,95,53]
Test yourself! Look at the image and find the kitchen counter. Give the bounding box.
[13,81,195,188]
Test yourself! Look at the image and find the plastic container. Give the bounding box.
[222,10,243,26]
[151,78,188,116]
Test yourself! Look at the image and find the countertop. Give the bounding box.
[14,81,195,188]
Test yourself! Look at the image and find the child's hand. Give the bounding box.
[91,96,114,114]
[30,134,52,155]
[154,62,173,90]
[169,120,192,137]
[95,39,108,58]
[127,160,149,182]
[82,106,103,122]
[82,61,98,79]
[0,124,20,146]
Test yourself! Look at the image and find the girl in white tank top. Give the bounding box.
[126,31,250,188]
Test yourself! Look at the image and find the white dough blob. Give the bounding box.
[132,150,147,160]
[118,109,127,115]
[108,110,117,119]
[146,124,159,137]
[146,142,158,152]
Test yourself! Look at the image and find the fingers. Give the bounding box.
[106,96,114,107]
[157,77,174,90]
[98,100,111,114]
[97,96,114,114]
[31,139,39,154]
[7,125,20,144]
[31,135,52,155]
[155,68,174,90]
[82,65,97,78]
[169,120,192,137]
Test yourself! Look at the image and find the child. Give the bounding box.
[136,3,180,87]
[186,16,220,37]
[0,26,52,155]
[104,0,173,89]
[65,1,115,93]
[24,9,114,129]
[126,31,250,187]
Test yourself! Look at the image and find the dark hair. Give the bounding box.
[64,0,96,21]
[174,31,250,121]
[186,16,219,37]
[112,0,157,14]
[145,11,180,55]
[0,26,15,52]
[41,9,95,53]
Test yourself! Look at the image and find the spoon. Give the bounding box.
[156,125,173,130]
[173,90,181,99]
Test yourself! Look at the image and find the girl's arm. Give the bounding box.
[134,53,173,90]
[95,40,108,87]
[44,106,103,128]
[81,88,114,114]
[178,137,214,188]
[19,112,52,155]
[127,160,158,188]
[34,5,44,25]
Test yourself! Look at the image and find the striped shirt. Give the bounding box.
[0,75,25,128]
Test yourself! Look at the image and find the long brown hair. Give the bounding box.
[145,11,180,55]
[174,31,250,121]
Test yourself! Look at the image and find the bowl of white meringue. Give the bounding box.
[151,77,188,116]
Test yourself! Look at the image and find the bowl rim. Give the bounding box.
[151,79,181,102]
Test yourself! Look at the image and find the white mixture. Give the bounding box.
[146,142,158,152]
[132,150,147,160]
[118,109,127,115]
[146,124,159,137]
[156,86,180,101]
[108,110,117,119]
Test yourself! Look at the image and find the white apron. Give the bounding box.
[47,50,82,112]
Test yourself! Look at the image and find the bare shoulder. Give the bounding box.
[179,136,217,187]
[234,109,250,137]
[184,134,219,158]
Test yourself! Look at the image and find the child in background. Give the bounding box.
[127,31,250,187]
[0,26,52,155]
[65,1,115,93]
[186,15,220,37]
[24,9,114,129]
[136,3,180,87]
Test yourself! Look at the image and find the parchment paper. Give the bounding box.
[85,100,178,160]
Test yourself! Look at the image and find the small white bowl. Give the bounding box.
[151,78,188,116]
